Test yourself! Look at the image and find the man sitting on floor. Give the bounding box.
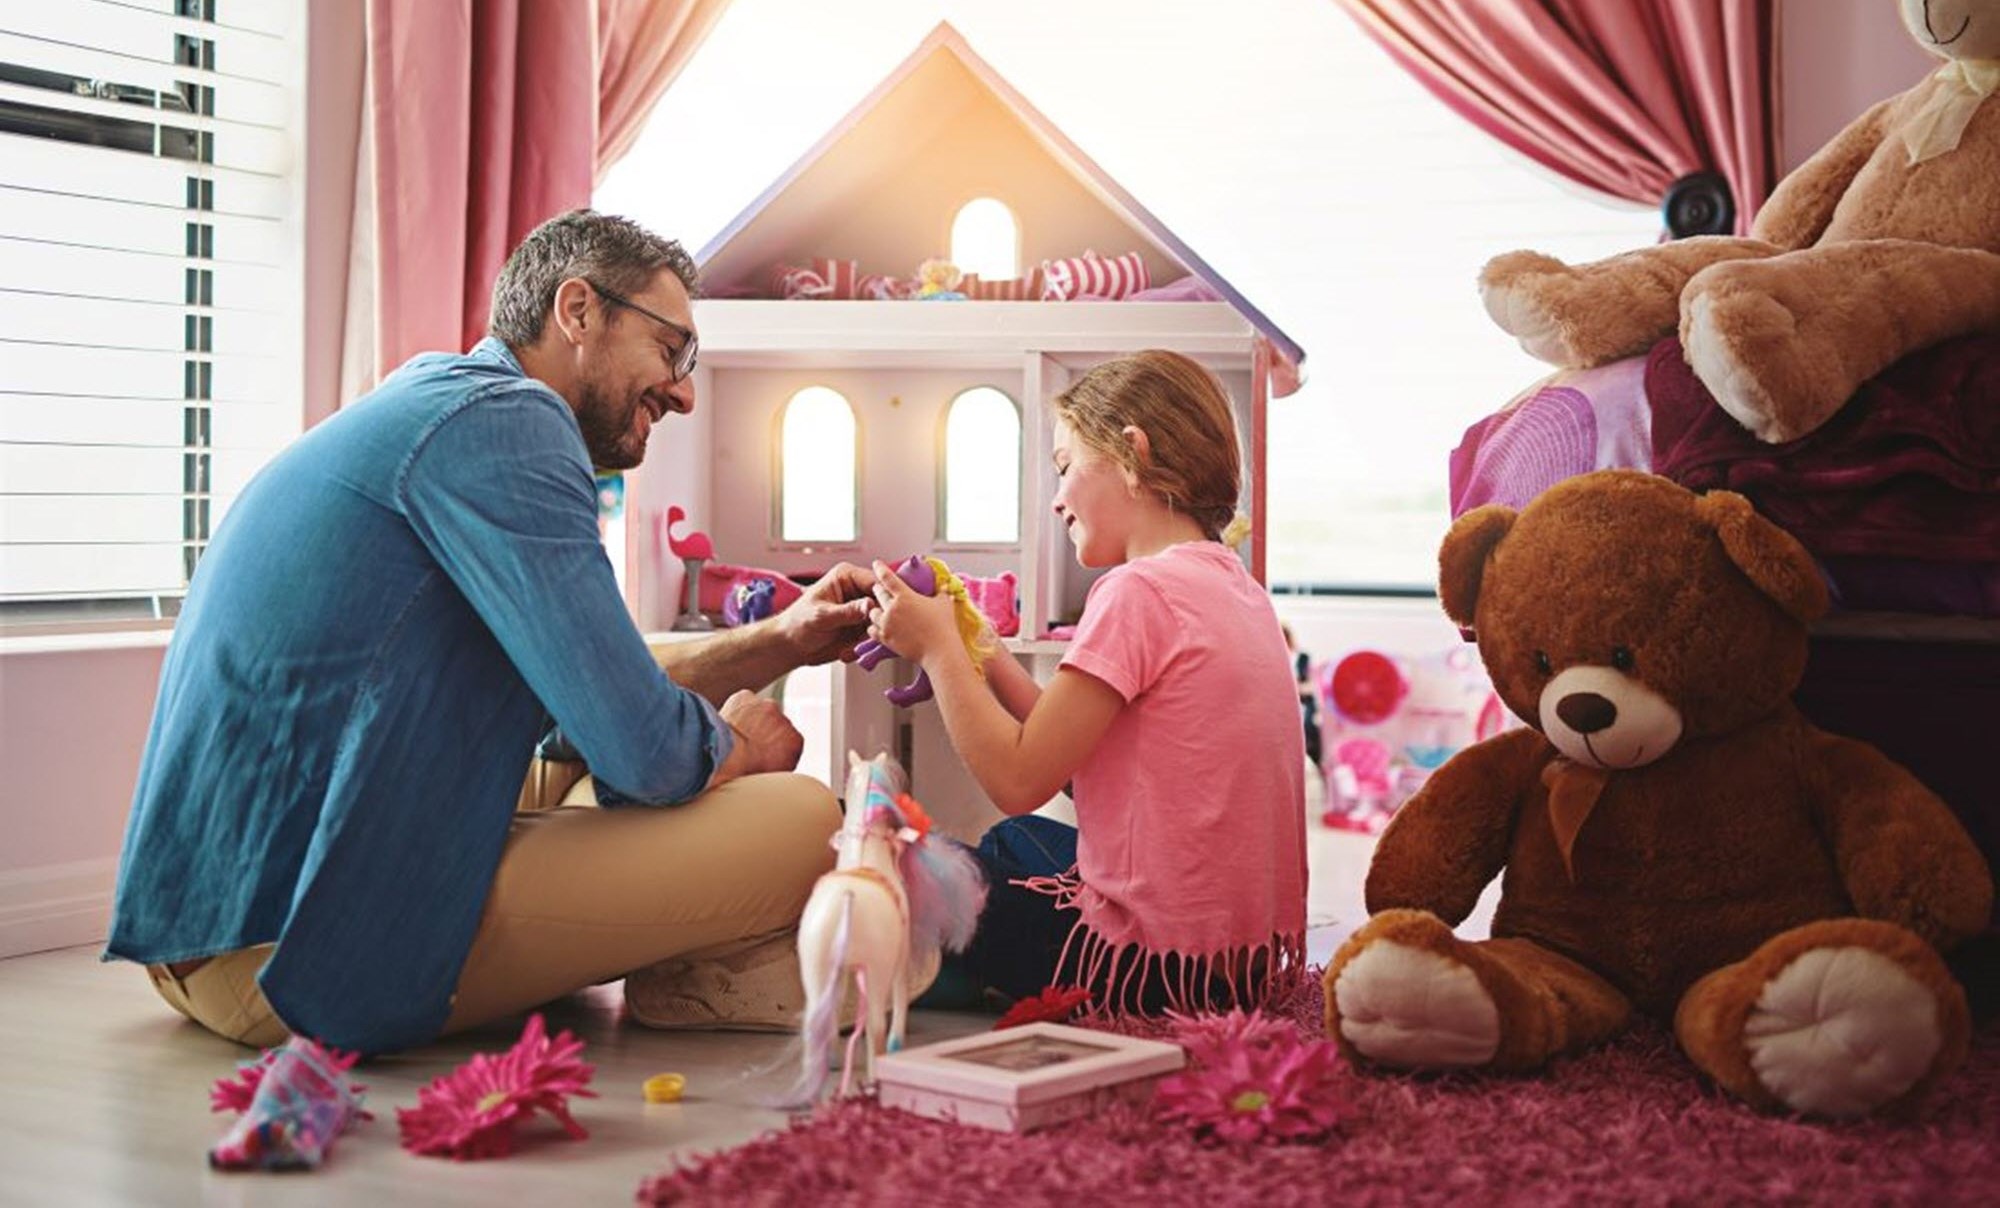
[107,210,875,1054]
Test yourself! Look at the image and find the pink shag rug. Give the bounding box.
[639,978,2000,1207]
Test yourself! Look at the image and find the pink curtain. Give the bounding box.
[598,0,732,177]
[363,0,728,382]
[1335,0,1774,233]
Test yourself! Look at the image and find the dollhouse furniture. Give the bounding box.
[618,24,1306,840]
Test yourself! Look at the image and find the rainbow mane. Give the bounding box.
[886,796,986,961]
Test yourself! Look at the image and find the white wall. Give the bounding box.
[0,1,1926,958]
[1777,0,1934,174]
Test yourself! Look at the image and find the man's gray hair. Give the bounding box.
[488,209,699,346]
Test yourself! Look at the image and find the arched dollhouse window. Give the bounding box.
[779,386,858,543]
[950,198,1018,281]
[940,387,1020,544]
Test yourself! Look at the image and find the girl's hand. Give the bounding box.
[869,559,961,667]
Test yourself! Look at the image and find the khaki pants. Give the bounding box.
[146,764,838,1049]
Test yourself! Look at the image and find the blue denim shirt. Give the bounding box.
[106,338,732,1053]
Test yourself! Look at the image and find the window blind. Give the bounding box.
[0,0,301,619]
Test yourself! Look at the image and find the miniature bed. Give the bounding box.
[1447,331,2000,931]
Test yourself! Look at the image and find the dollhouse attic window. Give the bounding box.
[779,386,858,543]
[941,386,1020,544]
[950,198,1018,280]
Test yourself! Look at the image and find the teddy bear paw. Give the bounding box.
[1331,940,1500,1068]
[1741,946,1943,1118]
[1478,251,1586,365]
[1682,288,1797,442]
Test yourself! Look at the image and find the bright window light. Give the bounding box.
[780,386,858,542]
[950,198,1019,280]
[942,387,1020,543]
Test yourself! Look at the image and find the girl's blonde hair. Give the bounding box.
[1053,350,1245,542]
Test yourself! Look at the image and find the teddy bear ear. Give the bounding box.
[1438,505,1516,628]
[1694,490,1829,624]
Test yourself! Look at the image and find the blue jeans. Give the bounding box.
[928,815,1271,1014]
[925,816,1079,1008]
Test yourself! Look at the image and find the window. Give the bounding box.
[949,197,1017,281]
[1262,15,1661,591]
[1,1,303,622]
[939,386,1020,544]
[778,386,857,543]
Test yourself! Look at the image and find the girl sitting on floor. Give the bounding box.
[869,349,1307,1015]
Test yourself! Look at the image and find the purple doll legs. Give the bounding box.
[854,555,940,706]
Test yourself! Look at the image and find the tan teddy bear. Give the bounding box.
[1322,470,1992,1118]
[1481,0,2000,444]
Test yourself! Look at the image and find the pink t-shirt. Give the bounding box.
[1058,541,1307,961]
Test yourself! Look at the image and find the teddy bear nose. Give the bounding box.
[1556,692,1619,734]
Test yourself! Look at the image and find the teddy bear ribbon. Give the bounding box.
[1903,58,2000,165]
[1541,758,1611,883]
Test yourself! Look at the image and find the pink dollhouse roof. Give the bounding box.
[694,22,1307,384]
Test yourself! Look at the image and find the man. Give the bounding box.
[108,211,875,1054]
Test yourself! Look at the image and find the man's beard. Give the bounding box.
[575,378,645,471]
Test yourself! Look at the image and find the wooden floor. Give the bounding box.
[0,945,995,1205]
[0,791,1433,1206]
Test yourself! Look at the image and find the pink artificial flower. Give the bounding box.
[1161,1007,1297,1056]
[397,1014,598,1160]
[994,985,1092,1030]
[1154,1010,1353,1145]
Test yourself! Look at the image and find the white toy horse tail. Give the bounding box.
[784,888,853,1107]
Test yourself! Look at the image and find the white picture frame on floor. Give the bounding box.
[873,1022,1184,1133]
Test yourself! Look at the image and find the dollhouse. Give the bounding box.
[620,23,1307,836]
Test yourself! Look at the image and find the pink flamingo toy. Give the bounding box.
[662,504,712,561]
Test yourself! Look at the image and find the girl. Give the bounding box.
[869,349,1307,1015]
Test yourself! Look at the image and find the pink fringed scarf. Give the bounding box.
[1022,870,1306,1017]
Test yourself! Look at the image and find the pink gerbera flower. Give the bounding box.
[397,1014,598,1160]
[1161,1007,1297,1056]
[1154,1009,1353,1144]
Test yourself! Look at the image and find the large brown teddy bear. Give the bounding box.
[1322,470,1992,1118]
[1481,0,2000,444]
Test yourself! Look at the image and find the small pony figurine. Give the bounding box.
[722,576,777,627]
[787,752,986,1104]
[853,555,998,706]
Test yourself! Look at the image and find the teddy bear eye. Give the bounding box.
[1611,646,1635,671]
[1533,650,1552,675]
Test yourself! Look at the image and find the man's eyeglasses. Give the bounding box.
[586,280,699,382]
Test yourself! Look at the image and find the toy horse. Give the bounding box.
[853,555,998,706]
[787,753,986,1104]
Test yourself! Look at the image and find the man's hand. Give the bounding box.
[715,689,804,782]
[774,561,876,666]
